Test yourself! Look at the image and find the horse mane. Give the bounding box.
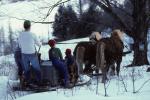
[110,29,124,51]
[89,31,102,42]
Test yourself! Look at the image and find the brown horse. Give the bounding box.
[96,29,124,83]
[73,32,103,75]
[74,41,97,74]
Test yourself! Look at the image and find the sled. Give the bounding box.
[146,67,150,72]
[12,75,91,93]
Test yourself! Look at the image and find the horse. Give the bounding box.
[96,29,124,83]
[74,41,97,74]
[73,32,102,74]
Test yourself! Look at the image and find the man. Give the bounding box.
[18,20,41,87]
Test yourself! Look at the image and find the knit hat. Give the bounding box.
[48,39,56,47]
[24,20,31,30]
[65,48,71,55]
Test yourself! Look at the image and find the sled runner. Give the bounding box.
[12,75,91,93]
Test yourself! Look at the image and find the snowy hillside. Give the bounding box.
[0,0,78,39]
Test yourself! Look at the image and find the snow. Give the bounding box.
[0,0,79,39]
[0,37,150,100]
[14,92,150,100]
[0,0,54,39]
[0,76,8,100]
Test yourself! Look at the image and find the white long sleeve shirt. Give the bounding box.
[18,31,41,54]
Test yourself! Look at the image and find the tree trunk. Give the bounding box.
[131,0,149,66]
[79,0,83,16]
[132,37,149,65]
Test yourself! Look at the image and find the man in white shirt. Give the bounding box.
[18,20,41,87]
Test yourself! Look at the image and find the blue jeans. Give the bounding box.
[21,53,41,83]
[51,58,69,86]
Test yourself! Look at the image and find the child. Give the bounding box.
[48,40,72,88]
[65,49,74,67]
[65,48,78,84]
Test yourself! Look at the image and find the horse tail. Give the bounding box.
[96,42,105,71]
[96,41,106,82]
[76,46,85,75]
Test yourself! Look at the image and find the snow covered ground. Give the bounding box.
[0,37,150,100]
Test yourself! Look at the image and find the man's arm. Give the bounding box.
[18,34,22,48]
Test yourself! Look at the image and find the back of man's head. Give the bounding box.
[24,20,31,30]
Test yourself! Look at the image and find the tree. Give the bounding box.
[90,0,150,66]
[53,5,78,40]
[0,27,5,56]
[76,4,102,37]
[8,22,14,52]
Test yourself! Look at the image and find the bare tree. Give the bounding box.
[90,0,150,66]
[0,27,5,56]
[0,0,71,24]
[8,21,14,52]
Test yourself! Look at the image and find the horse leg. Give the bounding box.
[96,41,107,83]
[76,59,83,75]
[83,61,93,74]
[109,63,115,76]
[102,65,109,83]
[116,59,122,76]
[76,46,85,75]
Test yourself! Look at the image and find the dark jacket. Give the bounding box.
[65,55,74,67]
[49,47,63,61]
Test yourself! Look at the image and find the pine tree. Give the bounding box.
[53,5,78,40]
[77,4,102,37]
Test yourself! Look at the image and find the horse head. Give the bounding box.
[89,31,102,42]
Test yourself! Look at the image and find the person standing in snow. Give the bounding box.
[48,39,72,88]
[18,20,42,87]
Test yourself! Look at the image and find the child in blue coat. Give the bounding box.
[65,48,78,84]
